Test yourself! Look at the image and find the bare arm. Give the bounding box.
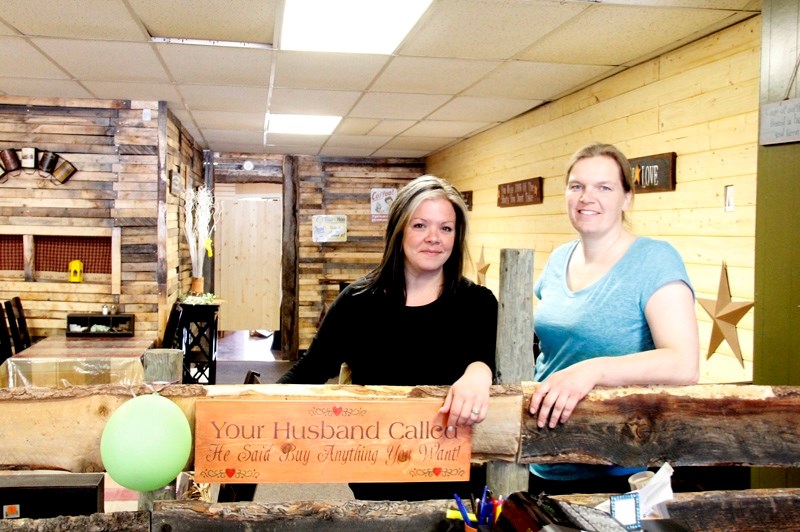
[529,280,699,428]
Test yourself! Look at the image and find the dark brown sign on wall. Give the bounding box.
[497,177,543,207]
[629,152,676,193]
[460,190,473,211]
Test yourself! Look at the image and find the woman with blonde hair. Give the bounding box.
[528,143,699,494]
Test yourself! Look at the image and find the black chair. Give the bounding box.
[0,304,13,364]
[161,303,182,349]
[5,297,32,354]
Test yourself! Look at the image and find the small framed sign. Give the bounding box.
[497,177,543,207]
[629,152,676,193]
[312,214,347,243]
[460,190,473,211]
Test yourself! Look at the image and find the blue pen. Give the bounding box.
[453,493,473,526]
[478,485,488,523]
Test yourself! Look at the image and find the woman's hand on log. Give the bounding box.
[529,360,599,428]
[439,362,493,429]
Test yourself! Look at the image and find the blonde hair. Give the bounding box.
[566,142,634,222]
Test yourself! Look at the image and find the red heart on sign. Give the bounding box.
[433,467,442,476]
[333,406,343,416]
[225,468,236,478]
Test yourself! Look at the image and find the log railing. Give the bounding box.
[2,382,800,530]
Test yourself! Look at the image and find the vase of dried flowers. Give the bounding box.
[184,186,219,296]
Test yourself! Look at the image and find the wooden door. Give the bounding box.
[214,184,282,331]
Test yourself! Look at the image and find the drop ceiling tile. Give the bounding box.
[465,61,611,100]
[0,0,146,41]
[371,147,431,158]
[265,133,327,148]
[517,5,739,66]
[269,88,362,116]
[32,38,169,82]
[319,146,379,157]
[213,140,267,153]
[382,136,454,151]
[370,56,500,95]
[129,0,278,43]
[179,85,268,113]
[156,44,272,85]
[400,120,492,138]
[83,80,182,103]
[0,19,17,36]
[351,93,451,120]
[335,118,382,135]
[0,78,93,99]
[274,51,389,91]
[325,135,392,149]
[191,110,265,131]
[428,96,540,122]
[203,128,265,145]
[400,0,587,60]
[369,120,418,136]
[0,37,69,79]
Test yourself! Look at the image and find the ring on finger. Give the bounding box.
[471,408,480,415]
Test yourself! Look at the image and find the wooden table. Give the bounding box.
[13,335,156,359]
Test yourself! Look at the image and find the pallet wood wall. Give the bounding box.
[0,96,201,342]
[427,17,761,385]
[296,157,425,350]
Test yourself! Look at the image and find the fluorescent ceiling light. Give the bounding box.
[280,0,432,54]
[150,36,272,49]
[265,113,341,135]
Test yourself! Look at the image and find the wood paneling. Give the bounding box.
[427,17,761,385]
[295,157,425,351]
[0,97,201,342]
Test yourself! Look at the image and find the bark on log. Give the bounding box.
[152,500,451,532]
[520,383,800,467]
[0,510,148,531]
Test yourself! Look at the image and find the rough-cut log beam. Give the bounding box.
[520,383,800,468]
[153,500,449,531]
[0,510,149,531]
[3,383,800,473]
[558,489,800,532]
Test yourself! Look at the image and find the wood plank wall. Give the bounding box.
[426,17,761,384]
[0,96,201,343]
[296,156,425,350]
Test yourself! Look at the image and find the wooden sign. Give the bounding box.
[460,190,473,211]
[194,399,472,484]
[497,177,543,207]
[629,152,676,193]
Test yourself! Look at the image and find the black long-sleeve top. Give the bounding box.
[278,277,498,386]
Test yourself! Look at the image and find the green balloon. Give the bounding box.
[101,393,192,492]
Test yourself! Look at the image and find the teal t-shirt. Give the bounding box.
[530,237,692,481]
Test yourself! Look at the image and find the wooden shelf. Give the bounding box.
[66,313,134,337]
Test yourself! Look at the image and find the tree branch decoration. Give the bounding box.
[184,186,219,293]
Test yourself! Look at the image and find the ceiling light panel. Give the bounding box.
[280,0,432,54]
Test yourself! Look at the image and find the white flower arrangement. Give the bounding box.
[184,185,220,285]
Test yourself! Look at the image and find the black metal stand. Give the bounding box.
[176,303,218,384]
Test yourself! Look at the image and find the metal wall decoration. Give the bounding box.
[0,147,77,184]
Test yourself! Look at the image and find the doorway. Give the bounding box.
[214,183,282,337]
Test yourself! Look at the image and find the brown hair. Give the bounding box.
[361,175,470,302]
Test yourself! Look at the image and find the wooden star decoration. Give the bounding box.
[698,261,754,367]
[476,245,490,286]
